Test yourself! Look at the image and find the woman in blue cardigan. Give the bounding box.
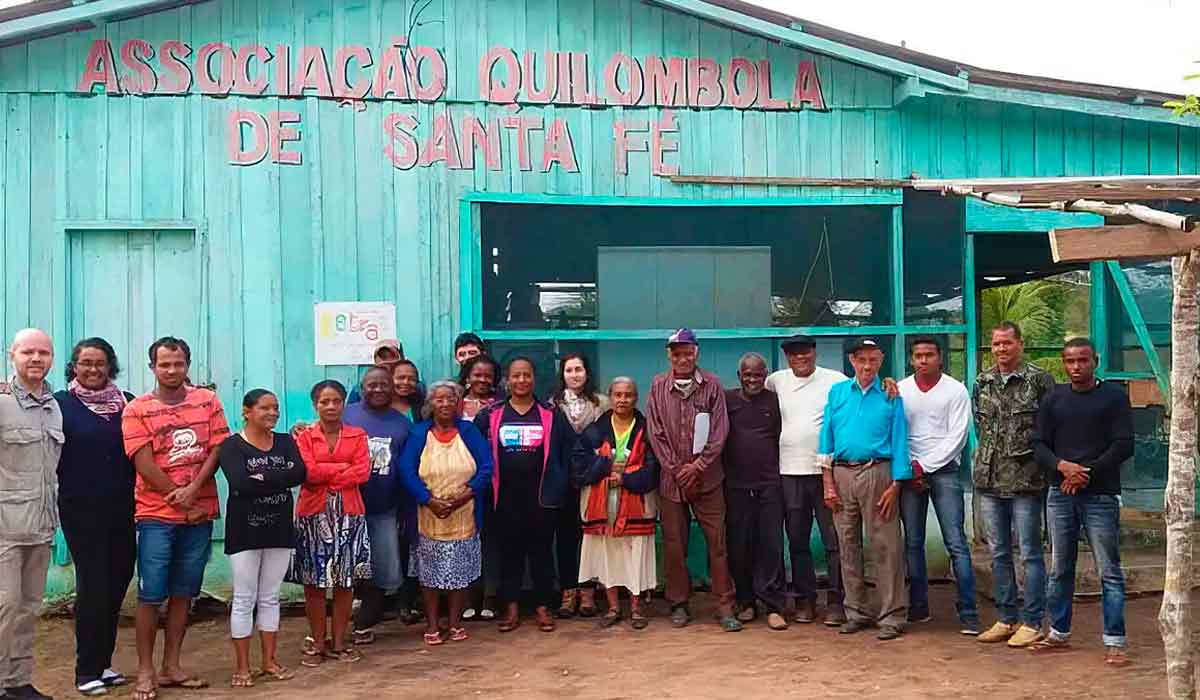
[397,380,493,645]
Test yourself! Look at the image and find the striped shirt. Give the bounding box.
[645,368,729,503]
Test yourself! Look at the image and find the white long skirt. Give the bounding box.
[577,533,657,594]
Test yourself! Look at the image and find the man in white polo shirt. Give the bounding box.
[896,335,979,635]
[765,335,847,626]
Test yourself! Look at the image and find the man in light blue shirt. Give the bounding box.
[818,338,910,641]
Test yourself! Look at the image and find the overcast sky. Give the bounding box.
[748,0,1199,95]
[1,0,1196,95]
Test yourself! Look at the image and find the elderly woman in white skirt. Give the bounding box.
[572,377,661,629]
[398,380,493,645]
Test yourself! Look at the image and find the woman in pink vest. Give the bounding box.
[472,357,575,633]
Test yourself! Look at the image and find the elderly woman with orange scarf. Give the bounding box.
[572,377,660,629]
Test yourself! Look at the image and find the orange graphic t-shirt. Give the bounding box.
[122,387,231,523]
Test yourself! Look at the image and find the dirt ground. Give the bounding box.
[33,585,1171,700]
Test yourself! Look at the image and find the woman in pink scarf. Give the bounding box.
[54,337,136,696]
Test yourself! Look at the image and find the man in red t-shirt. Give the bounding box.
[121,337,229,698]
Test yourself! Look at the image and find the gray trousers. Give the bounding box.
[832,462,907,628]
[0,542,50,687]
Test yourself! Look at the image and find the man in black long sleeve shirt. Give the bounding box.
[1032,338,1133,667]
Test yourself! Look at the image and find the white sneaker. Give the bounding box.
[100,669,127,687]
[76,680,109,696]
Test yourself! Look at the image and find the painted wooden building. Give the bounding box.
[0,0,1189,599]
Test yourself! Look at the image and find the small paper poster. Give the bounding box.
[314,302,397,366]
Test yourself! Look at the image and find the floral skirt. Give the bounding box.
[409,533,481,591]
[287,493,372,588]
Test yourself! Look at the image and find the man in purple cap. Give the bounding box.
[645,329,740,632]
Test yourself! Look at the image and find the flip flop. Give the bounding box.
[449,627,469,642]
[300,654,324,668]
[230,672,255,688]
[159,676,209,689]
[1104,647,1131,667]
[132,679,157,700]
[255,666,295,682]
[423,631,445,646]
[330,648,363,663]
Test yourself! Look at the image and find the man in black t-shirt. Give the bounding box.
[1032,338,1133,667]
[722,353,787,630]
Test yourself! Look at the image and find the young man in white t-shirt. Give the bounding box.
[896,335,979,635]
[765,335,847,626]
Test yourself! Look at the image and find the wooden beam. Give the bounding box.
[1049,224,1200,263]
[668,175,908,187]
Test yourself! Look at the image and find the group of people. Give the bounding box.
[0,319,1134,700]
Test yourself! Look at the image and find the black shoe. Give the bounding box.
[839,619,872,635]
[6,685,54,700]
[670,605,691,628]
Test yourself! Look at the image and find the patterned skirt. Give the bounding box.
[287,492,373,588]
[409,533,481,591]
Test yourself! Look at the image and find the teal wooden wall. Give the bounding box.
[1,0,1196,599]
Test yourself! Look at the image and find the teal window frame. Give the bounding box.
[457,192,965,366]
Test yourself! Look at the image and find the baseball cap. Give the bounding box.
[780,334,816,351]
[373,339,404,360]
[846,337,883,354]
[666,328,699,347]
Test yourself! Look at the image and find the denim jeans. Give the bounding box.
[978,492,1045,628]
[365,509,402,592]
[1046,486,1126,647]
[900,467,978,624]
[135,520,214,604]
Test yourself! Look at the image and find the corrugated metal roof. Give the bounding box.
[0,0,1186,108]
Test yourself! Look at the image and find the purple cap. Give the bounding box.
[666,328,699,347]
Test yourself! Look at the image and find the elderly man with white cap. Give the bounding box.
[645,328,740,632]
[818,337,911,642]
[0,329,62,700]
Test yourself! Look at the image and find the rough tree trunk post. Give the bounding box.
[1159,249,1200,700]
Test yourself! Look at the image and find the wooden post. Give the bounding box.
[1159,249,1200,700]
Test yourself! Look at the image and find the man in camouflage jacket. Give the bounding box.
[972,322,1055,649]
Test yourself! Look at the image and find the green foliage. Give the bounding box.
[979,275,1091,382]
[1164,68,1200,117]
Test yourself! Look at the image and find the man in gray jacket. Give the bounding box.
[0,328,63,700]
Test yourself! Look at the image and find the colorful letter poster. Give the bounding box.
[314,302,397,365]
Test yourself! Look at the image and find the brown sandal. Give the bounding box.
[498,603,520,633]
[535,606,556,632]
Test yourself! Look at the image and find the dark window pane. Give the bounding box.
[904,192,964,324]
[480,204,894,330]
[1106,261,1171,373]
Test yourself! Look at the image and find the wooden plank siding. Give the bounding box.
[0,0,1194,432]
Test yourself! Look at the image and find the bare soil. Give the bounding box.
[33,585,1170,699]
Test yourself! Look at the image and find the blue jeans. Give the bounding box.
[1046,487,1126,647]
[900,467,978,624]
[978,493,1045,628]
[135,520,213,604]
[365,510,402,593]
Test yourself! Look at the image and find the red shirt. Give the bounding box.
[122,387,230,523]
[294,423,371,517]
